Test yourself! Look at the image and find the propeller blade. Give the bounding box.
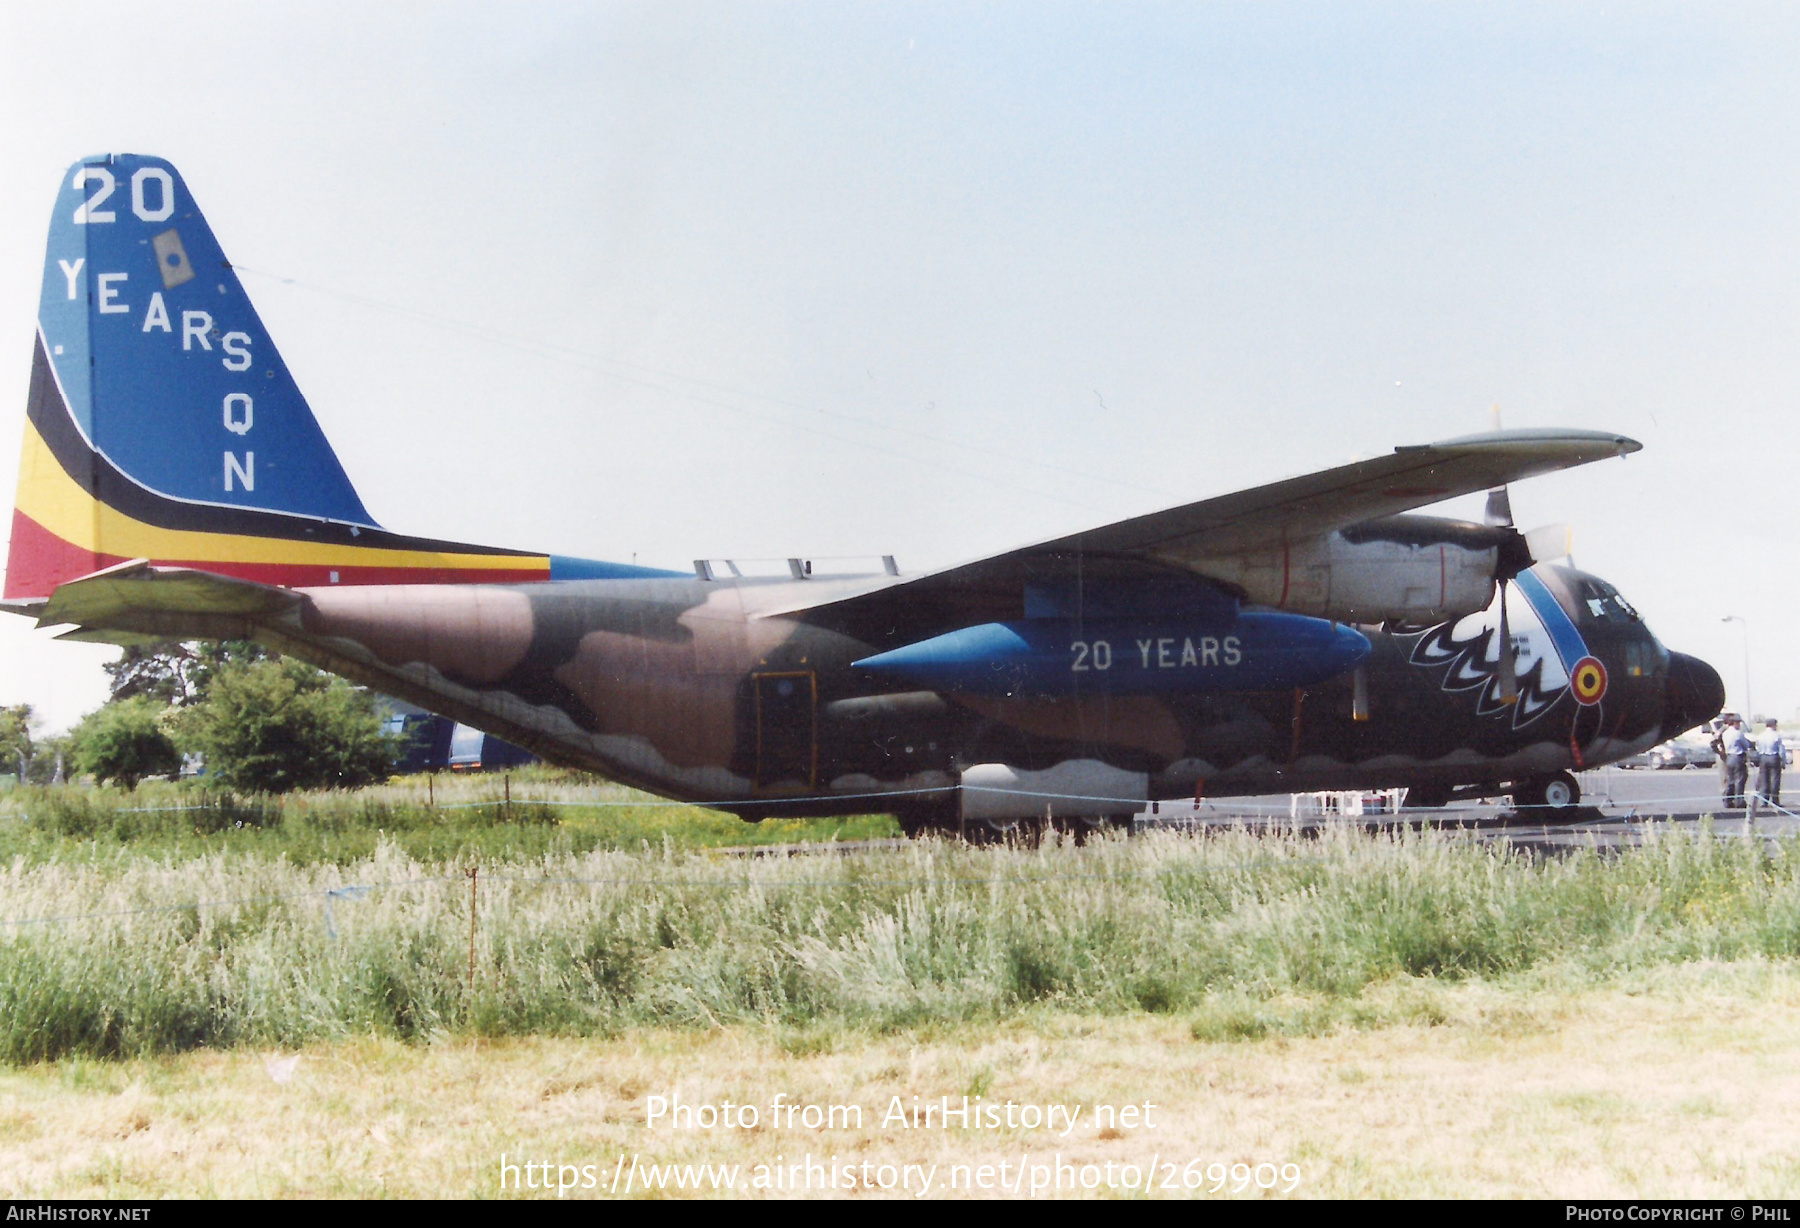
[1483,413,1571,587]
[1482,406,1517,530]
[1497,581,1519,705]
[1524,523,1573,563]
[1484,485,1515,528]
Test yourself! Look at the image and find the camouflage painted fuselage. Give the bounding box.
[285,561,1721,820]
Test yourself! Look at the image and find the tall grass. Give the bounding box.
[0,823,1796,1062]
[0,774,899,865]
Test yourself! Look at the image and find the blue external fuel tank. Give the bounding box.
[854,611,1371,698]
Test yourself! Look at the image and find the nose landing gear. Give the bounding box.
[1512,771,1581,813]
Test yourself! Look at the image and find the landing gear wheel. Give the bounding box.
[895,800,959,840]
[1542,773,1580,809]
[1515,771,1581,813]
[969,816,1043,845]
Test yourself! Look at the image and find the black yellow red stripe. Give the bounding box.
[5,334,553,599]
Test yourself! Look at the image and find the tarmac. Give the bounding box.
[723,765,1799,856]
[1139,763,1800,852]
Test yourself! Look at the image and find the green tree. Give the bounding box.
[0,704,36,782]
[68,698,183,790]
[104,640,270,705]
[172,658,396,793]
[26,733,70,785]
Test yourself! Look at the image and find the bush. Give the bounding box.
[172,659,397,793]
[68,697,182,790]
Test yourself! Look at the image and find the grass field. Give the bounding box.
[0,770,900,866]
[2,779,1798,1197]
[1,799,1797,1060]
[3,963,1798,1198]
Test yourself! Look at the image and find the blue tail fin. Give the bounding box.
[37,153,374,525]
[9,153,680,600]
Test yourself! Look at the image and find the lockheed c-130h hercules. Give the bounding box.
[3,154,1726,835]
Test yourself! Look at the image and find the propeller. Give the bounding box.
[1481,406,1573,705]
[1523,523,1573,564]
[1480,480,1520,703]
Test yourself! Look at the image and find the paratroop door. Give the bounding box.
[754,672,816,789]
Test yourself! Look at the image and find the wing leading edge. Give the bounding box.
[764,429,1640,636]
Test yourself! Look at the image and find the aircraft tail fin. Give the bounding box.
[6,154,666,601]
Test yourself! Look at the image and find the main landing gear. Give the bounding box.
[894,802,1132,843]
[958,814,1133,844]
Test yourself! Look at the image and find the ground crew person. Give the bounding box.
[1719,715,1753,809]
[1754,718,1790,809]
[1711,717,1731,804]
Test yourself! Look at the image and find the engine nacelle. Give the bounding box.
[854,612,1370,697]
[1191,517,1502,624]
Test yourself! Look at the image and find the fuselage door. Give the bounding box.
[754,671,817,790]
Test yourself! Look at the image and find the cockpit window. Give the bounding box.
[1578,578,1640,623]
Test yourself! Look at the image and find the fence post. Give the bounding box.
[428,773,434,809]
[504,774,511,823]
[466,865,479,996]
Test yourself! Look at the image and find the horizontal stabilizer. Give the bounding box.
[23,563,603,781]
[36,560,301,639]
[54,627,179,647]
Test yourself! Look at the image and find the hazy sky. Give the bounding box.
[2,2,1796,730]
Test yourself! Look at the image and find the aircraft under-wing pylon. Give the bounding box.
[3,154,1725,831]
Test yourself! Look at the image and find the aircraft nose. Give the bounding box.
[1662,651,1725,737]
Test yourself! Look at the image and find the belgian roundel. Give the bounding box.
[1570,656,1608,706]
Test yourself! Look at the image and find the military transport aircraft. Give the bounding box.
[2,154,1725,835]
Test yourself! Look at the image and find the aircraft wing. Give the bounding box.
[769,428,1639,637]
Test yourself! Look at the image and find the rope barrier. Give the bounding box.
[1,771,1792,933]
[26,782,1800,818]
[2,809,1790,933]
[0,874,462,930]
[0,855,1343,931]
